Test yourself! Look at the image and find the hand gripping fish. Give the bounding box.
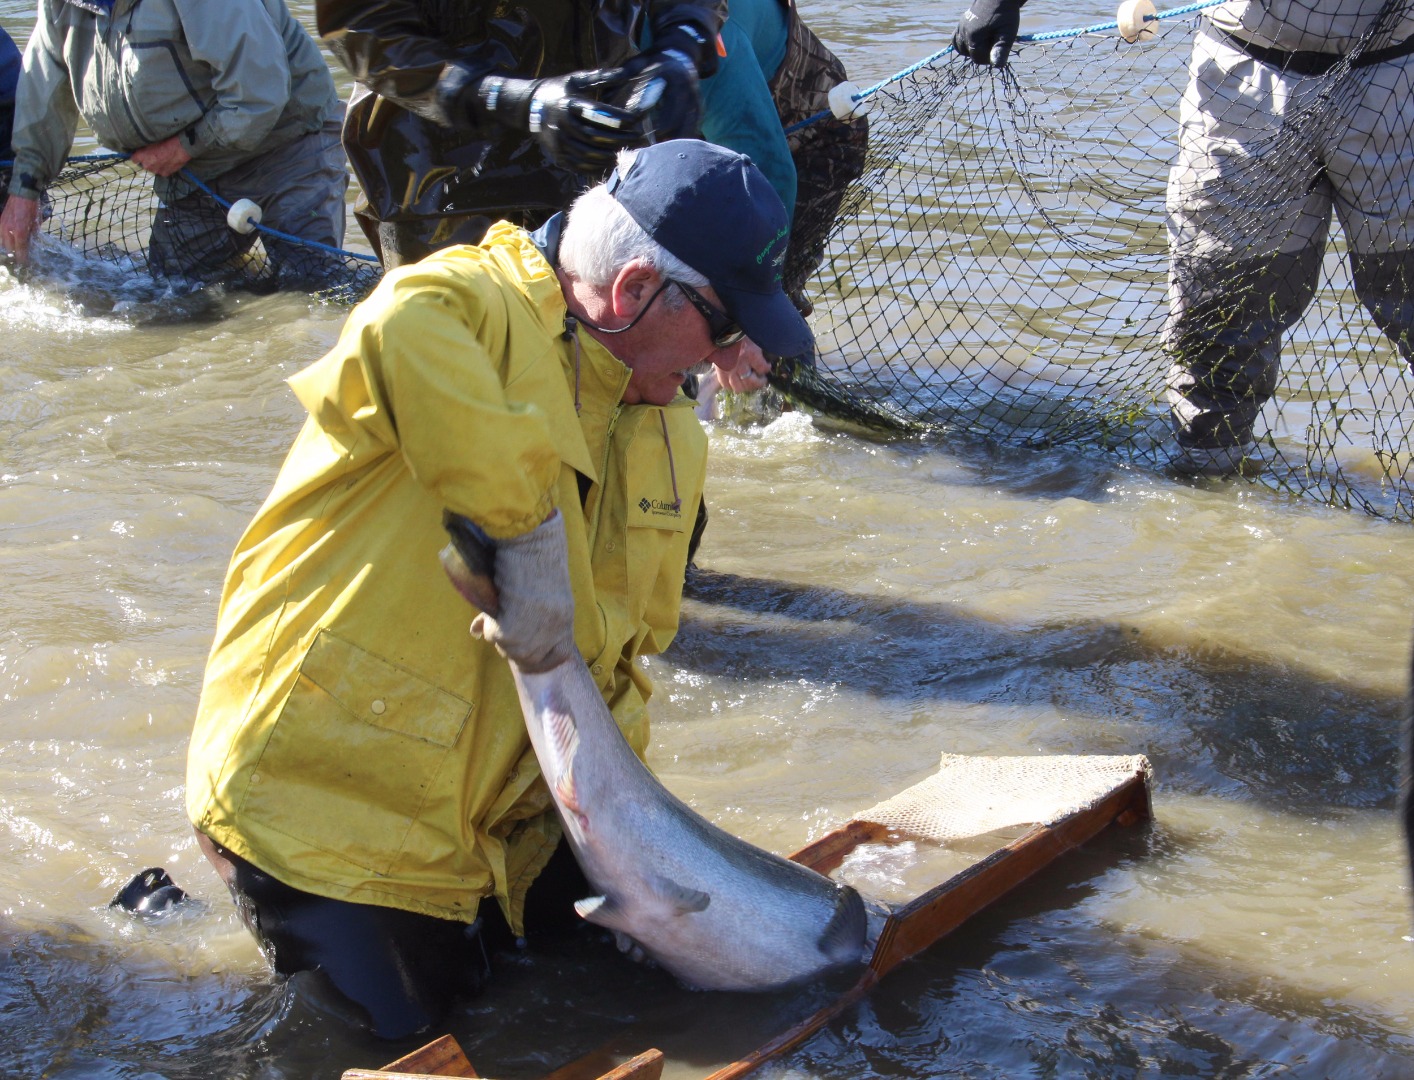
[440,514,867,991]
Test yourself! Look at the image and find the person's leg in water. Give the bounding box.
[148,187,254,285]
[194,828,590,1040]
[1351,250,1414,366]
[365,212,497,270]
[1161,27,1332,476]
[236,119,350,288]
[1334,57,1414,371]
[1165,244,1323,474]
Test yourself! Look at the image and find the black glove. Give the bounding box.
[953,0,1026,67]
[598,24,713,143]
[473,71,646,173]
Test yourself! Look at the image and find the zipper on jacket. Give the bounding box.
[587,402,624,553]
[658,411,682,513]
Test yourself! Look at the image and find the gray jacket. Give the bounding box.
[10,0,339,201]
[1207,0,1414,56]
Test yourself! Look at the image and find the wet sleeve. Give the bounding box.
[365,272,562,540]
[7,3,81,199]
[174,0,292,156]
[315,0,510,129]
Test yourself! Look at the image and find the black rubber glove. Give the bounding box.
[598,24,713,143]
[473,71,646,173]
[953,0,1026,67]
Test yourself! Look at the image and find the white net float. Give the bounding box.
[226,198,263,235]
[828,81,872,122]
[1117,0,1159,43]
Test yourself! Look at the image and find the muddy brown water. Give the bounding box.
[2,1,1412,1076]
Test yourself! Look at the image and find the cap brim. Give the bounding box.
[715,284,814,358]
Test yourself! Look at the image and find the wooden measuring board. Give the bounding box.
[346,756,1152,1080]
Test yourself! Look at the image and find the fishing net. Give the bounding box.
[857,752,1152,843]
[0,155,382,305]
[8,1,1414,520]
[787,0,1414,520]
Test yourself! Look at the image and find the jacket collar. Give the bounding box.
[529,213,564,267]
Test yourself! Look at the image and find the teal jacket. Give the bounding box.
[697,0,797,222]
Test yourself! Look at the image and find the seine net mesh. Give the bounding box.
[0,155,382,305]
[790,0,1414,520]
[7,1,1413,520]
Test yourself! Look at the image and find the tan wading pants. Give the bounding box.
[147,116,349,287]
[1164,27,1414,457]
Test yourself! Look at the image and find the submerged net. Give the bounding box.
[793,0,1414,520]
[0,155,382,305]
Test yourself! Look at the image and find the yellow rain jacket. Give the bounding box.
[186,222,706,932]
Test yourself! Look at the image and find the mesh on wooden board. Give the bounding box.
[855,752,1152,843]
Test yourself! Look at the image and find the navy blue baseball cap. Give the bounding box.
[606,140,814,358]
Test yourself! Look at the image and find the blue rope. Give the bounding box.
[783,0,1226,135]
[174,166,380,263]
[5,150,380,264]
[1,151,128,165]
[61,152,129,163]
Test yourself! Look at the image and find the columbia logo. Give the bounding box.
[638,497,651,513]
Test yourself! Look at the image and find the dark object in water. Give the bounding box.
[110,867,190,917]
[1403,632,1414,893]
[767,353,921,436]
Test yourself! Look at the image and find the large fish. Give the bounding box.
[440,515,868,991]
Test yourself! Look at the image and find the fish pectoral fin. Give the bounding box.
[648,874,711,916]
[575,894,628,930]
[556,758,585,817]
[542,692,580,774]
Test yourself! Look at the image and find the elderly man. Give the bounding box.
[181,140,811,1039]
[0,0,345,285]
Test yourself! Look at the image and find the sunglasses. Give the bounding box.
[671,280,747,349]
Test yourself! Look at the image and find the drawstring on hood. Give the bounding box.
[563,312,681,511]
[563,311,680,510]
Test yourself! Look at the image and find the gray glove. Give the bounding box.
[469,510,578,673]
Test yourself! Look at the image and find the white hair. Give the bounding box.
[559,149,708,294]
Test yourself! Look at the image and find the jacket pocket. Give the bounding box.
[238,629,472,876]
